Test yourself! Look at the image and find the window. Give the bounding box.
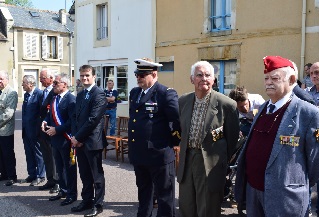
[210,0,231,31]
[23,33,39,59]
[41,35,63,59]
[159,61,174,72]
[209,60,237,95]
[93,65,128,102]
[97,4,108,40]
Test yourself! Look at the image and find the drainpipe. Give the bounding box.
[65,26,74,86]
[300,0,306,81]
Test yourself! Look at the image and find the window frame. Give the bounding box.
[210,0,231,32]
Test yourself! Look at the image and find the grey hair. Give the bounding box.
[55,73,71,87]
[281,66,296,82]
[23,75,36,85]
[41,68,55,78]
[0,70,9,80]
[190,61,215,78]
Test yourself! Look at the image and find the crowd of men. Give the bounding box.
[0,56,319,217]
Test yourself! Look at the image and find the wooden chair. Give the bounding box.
[120,137,129,162]
[104,116,129,161]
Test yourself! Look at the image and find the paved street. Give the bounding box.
[0,103,316,216]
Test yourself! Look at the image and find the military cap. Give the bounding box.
[263,56,295,74]
[134,58,163,74]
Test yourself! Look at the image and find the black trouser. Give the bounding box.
[134,162,175,217]
[0,135,17,180]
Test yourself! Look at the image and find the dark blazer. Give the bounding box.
[72,85,106,150]
[292,84,315,105]
[177,91,240,192]
[40,88,55,121]
[128,81,181,166]
[22,88,43,138]
[45,91,75,148]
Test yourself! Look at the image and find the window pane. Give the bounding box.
[116,66,128,101]
[159,62,174,71]
[224,61,237,96]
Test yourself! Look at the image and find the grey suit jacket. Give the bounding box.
[0,85,18,136]
[235,95,319,217]
[177,91,239,192]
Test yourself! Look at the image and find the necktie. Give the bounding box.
[0,90,2,95]
[56,95,61,104]
[42,89,48,104]
[84,89,89,99]
[268,104,276,114]
[138,91,145,103]
[24,93,30,103]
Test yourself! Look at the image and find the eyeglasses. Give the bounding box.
[135,73,152,79]
[195,73,212,79]
[39,76,48,80]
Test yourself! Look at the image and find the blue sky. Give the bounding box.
[31,0,73,12]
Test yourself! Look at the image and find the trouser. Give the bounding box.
[0,135,17,180]
[105,108,117,136]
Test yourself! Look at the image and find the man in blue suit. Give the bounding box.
[128,58,181,217]
[235,56,319,217]
[71,65,106,217]
[42,73,77,206]
[21,75,45,186]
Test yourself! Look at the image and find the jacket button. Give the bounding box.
[133,119,136,122]
[132,139,135,142]
[136,110,138,112]
[132,130,134,132]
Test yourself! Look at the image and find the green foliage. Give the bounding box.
[5,0,33,8]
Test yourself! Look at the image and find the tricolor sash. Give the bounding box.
[52,95,71,141]
[51,95,76,165]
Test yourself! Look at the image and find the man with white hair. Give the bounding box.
[235,56,319,217]
[0,70,18,186]
[38,68,59,193]
[178,61,239,217]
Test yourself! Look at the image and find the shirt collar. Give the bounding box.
[59,90,69,99]
[268,91,292,111]
[85,83,95,92]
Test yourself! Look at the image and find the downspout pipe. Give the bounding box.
[300,0,306,81]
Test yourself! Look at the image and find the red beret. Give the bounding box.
[263,56,295,74]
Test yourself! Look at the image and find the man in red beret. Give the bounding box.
[235,56,319,217]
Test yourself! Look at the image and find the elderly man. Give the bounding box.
[104,80,118,136]
[42,73,77,206]
[128,58,181,217]
[38,68,59,193]
[301,63,313,89]
[0,70,18,186]
[178,61,239,217]
[21,75,45,186]
[235,56,319,217]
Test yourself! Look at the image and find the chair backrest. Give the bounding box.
[104,115,110,134]
[116,116,129,137]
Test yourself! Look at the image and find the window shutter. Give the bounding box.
[42,35,48,59]
[58,37,63,59]
[31,34,38,58]
[25,33,31,58]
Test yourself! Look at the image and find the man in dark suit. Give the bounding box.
[128,58,181,217]
[21,75,45,186]
[178,61,239,217]
[0,70,18,186]
[42,73,77,206]
[71,65,106,217]
[38,68,59,193]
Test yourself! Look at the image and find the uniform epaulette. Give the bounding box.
[167,88,174,91]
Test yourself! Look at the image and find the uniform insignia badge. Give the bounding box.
[212,126,223,142]
[280,135,300,146]
[314,129,319,142]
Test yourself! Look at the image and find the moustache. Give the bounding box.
[266,85,275,89]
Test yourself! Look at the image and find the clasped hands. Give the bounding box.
[41,121,83,147]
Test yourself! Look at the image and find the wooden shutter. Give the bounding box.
[31,34,38,58]
[42,35,48,59]
[58,37,63,59]
[25,33,31,58]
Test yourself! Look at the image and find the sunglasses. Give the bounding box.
[135,72,152,79]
